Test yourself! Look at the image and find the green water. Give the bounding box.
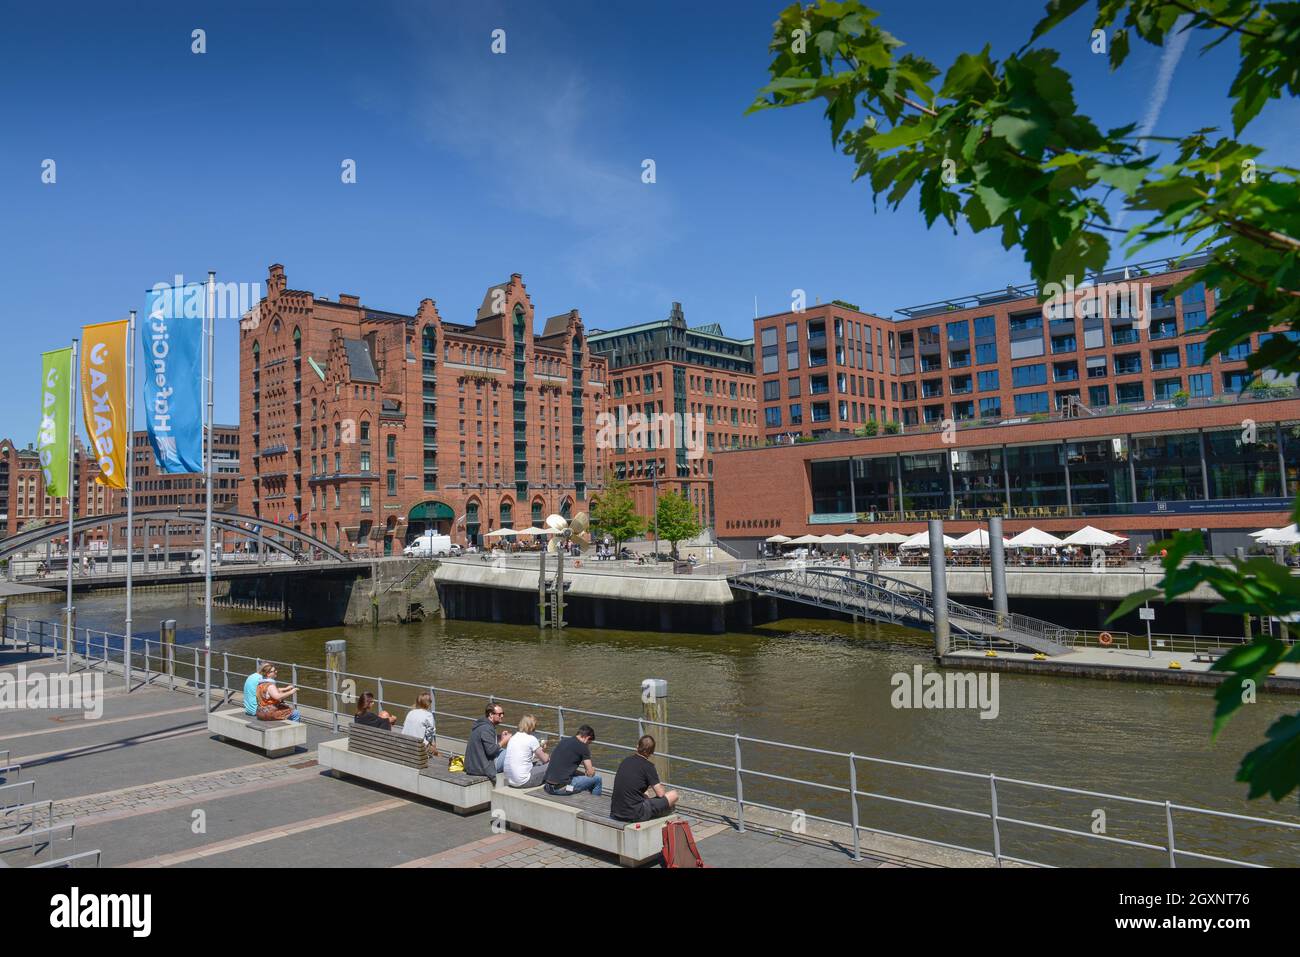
[12,591,1300,866]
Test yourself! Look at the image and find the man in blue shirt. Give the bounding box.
[243,664,266,716]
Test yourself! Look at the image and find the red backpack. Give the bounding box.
[661,820,707,868]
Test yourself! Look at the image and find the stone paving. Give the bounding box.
[1,652,972,869]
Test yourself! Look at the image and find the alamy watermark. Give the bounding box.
[1040,274,1153,329]
[594,406,706,459]
[149,274,263,323]
[1,664,103,719]
[890,665,999,720]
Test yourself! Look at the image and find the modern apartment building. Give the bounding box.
[239,264,608,556]
[587,303,760,527]
[757,254,1272,439]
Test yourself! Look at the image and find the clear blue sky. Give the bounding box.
[3,0,1296,443]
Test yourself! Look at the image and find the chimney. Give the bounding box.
[339,294,360,307]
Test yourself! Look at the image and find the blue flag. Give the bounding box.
[142,285,205,473]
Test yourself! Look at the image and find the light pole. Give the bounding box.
[651,461,659,559]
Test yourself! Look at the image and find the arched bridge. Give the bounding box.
[728,565,1075,656]
[0,510,351,564]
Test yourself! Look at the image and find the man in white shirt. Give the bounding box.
[503,714,549,788]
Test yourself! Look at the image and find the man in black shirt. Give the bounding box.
[543,725,603,796]
[610,735,678,822]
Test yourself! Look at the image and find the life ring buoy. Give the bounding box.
[574,559,582,568]
[1098,631,1114,646]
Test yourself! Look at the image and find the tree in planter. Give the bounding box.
[863,418,879,437]
[1173,389,1191,408]
[590,473,647,554]
[883,421,901,435]
[751,0,1300,799]
[654,491,703,560]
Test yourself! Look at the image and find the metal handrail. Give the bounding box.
[8,613,1300,868]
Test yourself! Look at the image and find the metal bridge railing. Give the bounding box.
[6,613,1298,868]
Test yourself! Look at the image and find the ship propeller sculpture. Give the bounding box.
[544,511,590,553]
[538,511,588,630]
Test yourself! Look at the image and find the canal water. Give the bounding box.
[12,591,1300,867]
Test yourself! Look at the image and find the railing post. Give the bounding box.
[123,632,132,692]
[162,619,176,690]
[989,774,1002,866]
[377,676,385,713]
[557,706,565,738]
[1165,800,1177,868]
[734,734,745,833]
[848,753,862,862]
[223,652,230,704]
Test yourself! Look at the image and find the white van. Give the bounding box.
[403,532,456,558]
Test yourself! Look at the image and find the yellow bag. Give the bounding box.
[448,755,465,773]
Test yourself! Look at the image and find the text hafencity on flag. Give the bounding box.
[37,347,74,499]
[143,285,205,473]
[79,319,130,490]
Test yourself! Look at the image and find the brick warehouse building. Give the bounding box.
[721,252,1299,555]
[239,264,609,556]
[587,302,761,528]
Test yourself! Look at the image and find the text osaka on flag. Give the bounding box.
[80,320,130,490]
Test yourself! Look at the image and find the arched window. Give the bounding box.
[513,305,526,342]
[499,500,513,529]
[560,499,572,520]
[252,341,260,369]
[292,327,301,357]
[421,325,436,355]
[531,499,544,525]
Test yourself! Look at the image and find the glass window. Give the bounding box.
[1154,377,1182,400]
[1181,282,1206,305]
[973,316,996,338]
[1012,364,1047,388]
[764,407,782,428]
[1188,372,1213,398]
[1221,370,1251,393]
[789,403,803,425]
[763,380,780,401]
[978,370,999,392]
[979,397,1001,418]
[1013,392,1049,415]
[1224,341,1251,362]
[1205,426,1281,499]
[1186,342,1206,366]
[1132,432,1204,501]
[787,377,801,398]
[947,320,969,342]
[975,342,998,365]
[1088,384,1110,406]
[1116,382,1145,404]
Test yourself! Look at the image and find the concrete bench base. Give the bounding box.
[490,781,676,866]
[208,709,306,758]
[317,738,492,815]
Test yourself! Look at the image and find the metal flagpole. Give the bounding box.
[125,312,137,660]
[204,271,215,708]
[65,339,78,672]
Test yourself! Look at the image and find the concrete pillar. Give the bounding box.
[710,604,725,634]
[592,598,606,628]
[928,519,949,657]
[738,595,752,628]
[538,547,548,628]
[641,678,669,782]
[989,515,1008,624]
[325,639,347,732]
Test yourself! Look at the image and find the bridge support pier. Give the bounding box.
[659,605,672,633]
[710,604,725,635]
[592,598,606,628]
[989,515,1008,625]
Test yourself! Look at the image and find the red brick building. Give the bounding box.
[588,303,760,528]
[239,264,609,556]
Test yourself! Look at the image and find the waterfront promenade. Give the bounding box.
[0,651,987,869]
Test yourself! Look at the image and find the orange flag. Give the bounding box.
[80,319,131,489]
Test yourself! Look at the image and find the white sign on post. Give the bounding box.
[1139,608,1155,621]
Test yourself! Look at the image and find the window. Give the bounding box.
[977,370,999,392]
[1012,364,1047,388]
[789,403,803,425]
[387,470,397,495]
[1088,385,1110,406]
[764,407,782,428]
[763,380,780,401]
[761,327,778,373]
[1188,372,1213,398]
[1151,347,1180,371]
[950,374,972,394]
[787,377,801,398]
[1086,356,1107,378]
[1224,341,1252,361]
[1116,382,1145,404]
[1009,313,1041,334]
[975,342,998,365]
[1114,353,1142,376]
[1182,282,1206,305]
[1053,362,1079,382]
[1051,334,1076,354]
[1221,370,1251,393]
[359,421,370,443]
[360,451,370,473]
[1014,392,1049,415]
[1154,377,1182,400]
[386,434,397,461]
[979,397,1002,418]
[1183,309,1207,331]
[947,320,969,342]
[1186,342,1206,366]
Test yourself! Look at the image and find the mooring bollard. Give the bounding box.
[325,639,347,732]
[641,678,669,783]
[161,619,177,690]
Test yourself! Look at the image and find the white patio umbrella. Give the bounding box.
[1060,525,1128,547]
[765,534,792,543]
[1256,524,1300,546]
[951,528,1010,549]
[900,530,958,549]
[867,532,910,545]
[484,528,517,538]
[1006,527,1064,548]
[824,533,866,544]
[787,534,823,545]
[515,526,559,536]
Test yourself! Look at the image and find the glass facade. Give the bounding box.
[804,422,1292,522]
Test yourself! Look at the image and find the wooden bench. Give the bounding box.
[208,709,306,758]
[490,780,677,867]
[317,724,493,815]
[1192,647,1228,663]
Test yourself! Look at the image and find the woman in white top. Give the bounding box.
[503,714,549,788]
[400,692,441,757]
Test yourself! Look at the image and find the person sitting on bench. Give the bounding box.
[354,691,397,730]
[610,735,677,822]
[254,664,300,722]
[543,725,602,796]
[503,714,550,788]
[400,691,441,757]
[243,662,267,716]
[464,704,511,779]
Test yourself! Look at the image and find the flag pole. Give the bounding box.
[204,271,215,709]
[125,312,136,664]
[65,339,78,673]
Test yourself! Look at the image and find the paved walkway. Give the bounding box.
[0,652,983,869]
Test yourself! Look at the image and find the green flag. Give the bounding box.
[38,347,74,499]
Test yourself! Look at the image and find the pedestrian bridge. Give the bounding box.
[727,565,1076,656]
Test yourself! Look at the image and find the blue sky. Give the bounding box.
[2,0,1296,442]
